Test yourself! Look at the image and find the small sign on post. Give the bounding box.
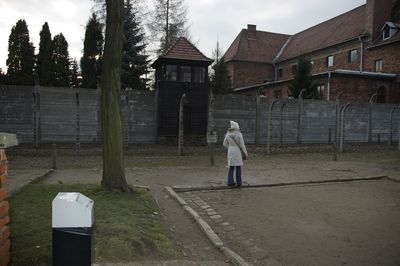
[207,131,217,166]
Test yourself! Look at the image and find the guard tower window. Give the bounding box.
[166,65,177,81]
[181,66,192,82]
[193,67,205,83]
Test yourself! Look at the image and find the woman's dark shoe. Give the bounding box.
[228,183,236,187]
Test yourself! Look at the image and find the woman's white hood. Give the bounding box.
[229,121,240,130]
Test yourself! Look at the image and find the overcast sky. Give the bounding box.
[0,0,366,72]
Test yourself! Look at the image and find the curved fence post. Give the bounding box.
[389,107,398,145]
[267,98,279,155]
[255,93,261,144]
[335,91,344,149]
[75,88,80,155]
[297,89,306,144]
[178,93,186,156]
[32,72,40,148]
[339,103,350,153]
[368,93,377,142]
[280,102,286,147]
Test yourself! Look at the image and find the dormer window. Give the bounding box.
[381,22,399,40]
[383,25,391,40]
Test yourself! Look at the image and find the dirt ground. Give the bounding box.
[183,180,400,266]
[6,143,400,265]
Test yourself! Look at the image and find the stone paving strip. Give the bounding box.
[165,186,251,266]
[173,175,388,192]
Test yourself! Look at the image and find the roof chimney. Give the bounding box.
[365,0,393,40]
[247,24,257,40]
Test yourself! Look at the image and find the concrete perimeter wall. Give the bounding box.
[0,85,399,145]
[0,85,157,144]
[212,94,400,145]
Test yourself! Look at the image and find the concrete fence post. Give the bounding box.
[297,89,306,144]
[339,103,350,153]
[368,93,378,142]
[255,94,260,144]
[335,91,344,149]
[207,89,216,166]
[267,98,279,155]
[178,93,186,156]
[96,81,102,143]
[124,89,130,150]
[75,90,80,155]
[32,72,40,149]
[280,102,286,147]
[389,107,398,145]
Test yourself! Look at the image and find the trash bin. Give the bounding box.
[52,192,95,266]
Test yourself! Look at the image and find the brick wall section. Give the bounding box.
[276,41,362,81]
[227,61,274,88]
[330,75,400,103]
[0,149,10,266]
[364,42,400,73]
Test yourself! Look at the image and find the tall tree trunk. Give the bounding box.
[101,0,129,191]
[165,0,169,50]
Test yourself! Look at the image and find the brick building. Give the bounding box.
[225,0,400,103]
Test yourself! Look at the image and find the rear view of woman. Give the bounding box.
[223,121,248,187]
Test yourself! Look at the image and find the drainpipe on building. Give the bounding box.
[327,71,332,101]
[273,62,277,81]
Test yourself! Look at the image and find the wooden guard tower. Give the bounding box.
[152,37,213,137]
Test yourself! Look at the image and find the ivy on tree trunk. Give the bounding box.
[101,0,129,192]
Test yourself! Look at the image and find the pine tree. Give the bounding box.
[210,42,231,94]
[148,0,189,54]
[289,57,318,99]
[70,58,80,87]
[81,12,103,89]
[50,33,70,87]
[6,19,35,85]
[122,0,150,90]
[37,22,53,85]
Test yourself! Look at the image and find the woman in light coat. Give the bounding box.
[223,121,248,187]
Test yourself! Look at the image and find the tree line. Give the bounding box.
[0,0,232,94]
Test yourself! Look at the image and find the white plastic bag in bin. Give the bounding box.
[52,192,95,228]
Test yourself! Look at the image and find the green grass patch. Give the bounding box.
[9,184,178,265]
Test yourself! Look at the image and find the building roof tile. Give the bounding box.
[160,37,213,62]
[224,28,290,63]
[275,5,367,62]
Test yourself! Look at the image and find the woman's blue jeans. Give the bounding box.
[228,166,242,186]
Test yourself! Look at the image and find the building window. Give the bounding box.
[374,60,383,72]
[317,84,325,98]
[327,55,334,67]
[348,50,357,63]
[278,68,283,78]
[193,67,205,83]
[181,66,191,82]
[166,65,177,81]
[291,64,297,75]
[383,25,391,40]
